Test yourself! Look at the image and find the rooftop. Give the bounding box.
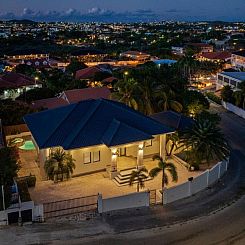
[220,72,245,81]
[24,99,174,150]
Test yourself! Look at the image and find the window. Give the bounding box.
[83,152,91,164]
[145,140,152,147]
[224,77,229,84]
[93,151,100,162]
[230,79,237,87]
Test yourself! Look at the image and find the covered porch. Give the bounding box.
[107,134,168,179]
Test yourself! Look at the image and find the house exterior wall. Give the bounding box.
[70,145,111,176]
[37,135,163,179]
[216,73,243,90]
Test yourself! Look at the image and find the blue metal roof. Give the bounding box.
[24,99,174,150]
[220,72,245,81]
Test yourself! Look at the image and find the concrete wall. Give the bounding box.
[163,159,229,204]
[191,170,209,195]
[222,101,245,120]
[163,182,190,204]
[98,191,150,213]
[208,163,220,186]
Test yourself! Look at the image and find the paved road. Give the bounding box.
[0,105,245,245]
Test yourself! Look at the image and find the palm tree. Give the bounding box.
[44,148,76,182]
[157,90,183,112]
[149,155,178,191]
[178,118,230,167]
[112,78,139,110]
[129,167,148,192]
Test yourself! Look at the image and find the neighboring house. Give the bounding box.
[216,72,245,90]
[24,99,174,179]
[187,43,214,53]
[75,66,103,80]
[231,50,245,70]
[0,72,42,99]
[120,51,151,61]
[32,87,111,110]
[197,51,231,63]
[60,87,111,104]
[70,49,107,63]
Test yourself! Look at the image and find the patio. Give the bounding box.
[22,153,201,204]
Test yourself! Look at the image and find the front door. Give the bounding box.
[119,147,126,156]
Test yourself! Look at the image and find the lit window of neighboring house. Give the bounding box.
[84,152,91,164]
[145,140,152,147]
[230,79,237,87]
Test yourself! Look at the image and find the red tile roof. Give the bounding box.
[75,66,102,80]
[32,97,68,110]
[32,87,111,110]
[60,87,111,104]
[0,72,40,89]
[200,51,231,60]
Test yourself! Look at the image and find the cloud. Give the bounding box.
[0,7,160,22]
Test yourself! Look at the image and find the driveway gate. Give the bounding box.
[43,195,98,219]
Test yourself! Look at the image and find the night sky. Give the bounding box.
[0,0,244,22]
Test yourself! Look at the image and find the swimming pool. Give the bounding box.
[19,140,36,150]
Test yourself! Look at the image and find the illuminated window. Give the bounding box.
[84,152,91,164]
[93,151,100,162]
[145,140,152,147]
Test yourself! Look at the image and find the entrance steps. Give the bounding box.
[113,167,152,187]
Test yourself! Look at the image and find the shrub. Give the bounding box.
[26,175,36,187]
[205,92,222,105]
[17,181,31,202]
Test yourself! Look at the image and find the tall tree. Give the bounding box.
[149,155,178,191]
[178,118,230,167]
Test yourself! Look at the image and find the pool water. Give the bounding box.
[19,140,35,150]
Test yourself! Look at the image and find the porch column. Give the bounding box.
[137,142,144,169]
[110,148,118,172]
[160,134,167,161]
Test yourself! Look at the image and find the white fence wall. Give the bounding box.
[208,163,220,186]
[163,159,229,204]
[222,101,245,119]
[191,170,209,195]
[98,191,150,213]
[33,204,44,221]
[0,210,8,226]
[163,181,190,204]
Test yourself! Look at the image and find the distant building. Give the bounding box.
[231,50,245,70]
[197,51,231,63]
[4,49,49,62]
[70,49,107,63]
[216,72,245,90]
[120,51,151,61]
[0,72,42,99]
[171,46,184,55]
[187,43,214,53]
[21,58,51,69]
